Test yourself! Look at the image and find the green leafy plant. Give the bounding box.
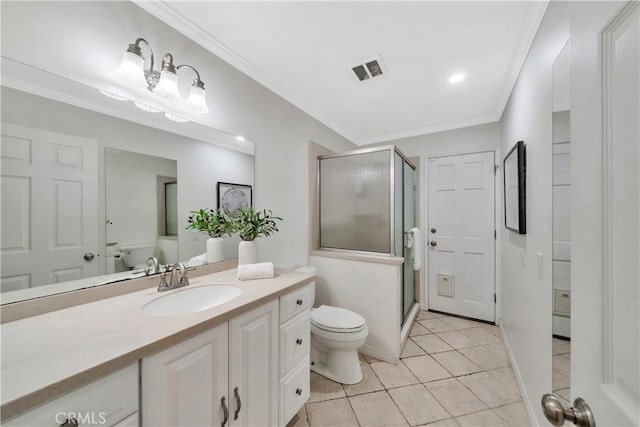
[237,207,283,241]
[186,208,236,238]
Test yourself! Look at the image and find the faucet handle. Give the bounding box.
[157,272,169,292]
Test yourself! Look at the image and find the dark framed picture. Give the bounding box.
[504,141,526,234]
[217,182,252,218]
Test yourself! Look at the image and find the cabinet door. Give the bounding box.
[229,300,279,427]
[142,324,229,427]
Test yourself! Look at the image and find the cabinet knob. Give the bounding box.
[60,419,78,427]
[296,338,303,345]
[296,299,303,305]
[296,388,303,396]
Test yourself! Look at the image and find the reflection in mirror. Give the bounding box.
[551,39,571,405]
[0,85,254,304]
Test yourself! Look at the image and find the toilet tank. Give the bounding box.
[120,244,156,268]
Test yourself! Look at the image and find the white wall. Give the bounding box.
[498,1,569,424]
[1,87,254,268]
[0,1,356,270]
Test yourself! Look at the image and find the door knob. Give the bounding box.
[83,252,95,261]
[430,241,437,247]
[430,228,437,233]
[542,394,596,427]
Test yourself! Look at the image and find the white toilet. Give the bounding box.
[310,305,369,384]
[120,243,156,269]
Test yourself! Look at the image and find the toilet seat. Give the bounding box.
[311,305,366,333]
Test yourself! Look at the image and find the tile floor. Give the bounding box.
[288,310,530,427]
[551,337,571,406]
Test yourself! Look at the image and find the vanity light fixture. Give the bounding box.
[105,37,210,121]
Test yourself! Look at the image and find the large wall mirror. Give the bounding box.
[0,85,255,304]
[551,39,571,405]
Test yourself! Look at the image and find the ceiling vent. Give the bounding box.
[349,55,387,82]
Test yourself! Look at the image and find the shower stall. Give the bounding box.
[318,146,417,325]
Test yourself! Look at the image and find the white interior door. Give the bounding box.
[1,123,98,291]
[427,151,495,322]
[568,1,639,425]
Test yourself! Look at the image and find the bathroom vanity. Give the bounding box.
[1,268,314,426]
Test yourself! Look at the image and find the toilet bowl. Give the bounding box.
[120,243,156,269]
[310,305,368,384]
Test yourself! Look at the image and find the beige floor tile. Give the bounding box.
[349,390,409,427]
[552,354,571,376]
[459,346,510,370]
[494,401,530,427]
[306,398,359,427]
[556,387,571,401]
[307,372,345,403]
[370,360,420,389]
[432,351,482,377]
[455,409,508,427]
[552,369,570,391]
[401,339,427,358]
[440,316,483,330]
[364,353,383,364]
[478,323,502,338]
[286,406,309,427]
[417,311,445,320]
[420,318,455,333]
[410,322,431,337]
[488,367,520,393]
[344,363,384,396]
[552,338,571,355]
[419,418,459,427]
[459,327,503,345]
[436,331,478,349]
[358,352,368,365]
[413,334,455,354]
[403,355,452,383]
[458,372,521,408]
[389,384,450,426]
[485,342,509,358]
[425,378,487,416]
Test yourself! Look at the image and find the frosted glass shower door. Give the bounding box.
[319,150,391,253]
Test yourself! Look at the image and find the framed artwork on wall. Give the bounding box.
[504,140,526,234]
[217,182,252,218]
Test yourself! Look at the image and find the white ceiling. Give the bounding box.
[138,1,548,145]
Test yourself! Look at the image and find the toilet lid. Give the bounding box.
[311,305,366,331]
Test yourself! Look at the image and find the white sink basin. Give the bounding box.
[143,285,241,316]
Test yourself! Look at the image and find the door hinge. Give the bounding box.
[494,293,497,303]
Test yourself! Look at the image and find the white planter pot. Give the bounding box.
[238,240,257,265]
[206,237,225,264]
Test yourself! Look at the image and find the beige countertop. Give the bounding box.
[1,268,313,421]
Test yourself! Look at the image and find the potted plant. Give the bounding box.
[186,208,236,263]
[236,207,282,264]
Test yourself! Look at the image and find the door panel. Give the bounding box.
[428,152,495,322]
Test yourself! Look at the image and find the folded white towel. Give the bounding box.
[238,262,275,281]
[409,227,421,271]
[186,253,208,267]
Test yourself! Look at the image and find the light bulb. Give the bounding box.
[185,84,209,114]
[154,70,182,103]
[164,112,189,123]
[448,73,465,84]
[114,51,147,90]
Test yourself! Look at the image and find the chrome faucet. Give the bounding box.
[157,262,191,292]
[144,257,160,276]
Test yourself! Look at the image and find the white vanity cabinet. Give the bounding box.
[5,364,138,427]
[142,300,279,427]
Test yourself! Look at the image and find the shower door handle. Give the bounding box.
[430,241,437,247]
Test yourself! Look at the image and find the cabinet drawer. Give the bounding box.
[279,311,310,375]
[279,358,310,426]
[280,282,314,324]
[6,364,138,427]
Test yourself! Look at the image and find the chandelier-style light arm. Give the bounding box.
[177,64,205,89]
[127,37,155,79]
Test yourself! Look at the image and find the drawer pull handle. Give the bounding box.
[221,396,228,427]
[234,386,242,420]
[60,419,78,427]
[296,299,303,305]
[296,338,303,345]
[296,388,303,396]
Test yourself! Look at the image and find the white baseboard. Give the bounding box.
[499,321,539,427]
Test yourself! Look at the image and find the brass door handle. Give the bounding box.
[542,394,596,427]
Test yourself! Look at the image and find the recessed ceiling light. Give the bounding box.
[236,135,246,142]
[448,73,465,84]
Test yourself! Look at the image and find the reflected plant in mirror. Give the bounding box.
[186,208,237,264]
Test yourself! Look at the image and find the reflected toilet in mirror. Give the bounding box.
[551,39,571,405]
